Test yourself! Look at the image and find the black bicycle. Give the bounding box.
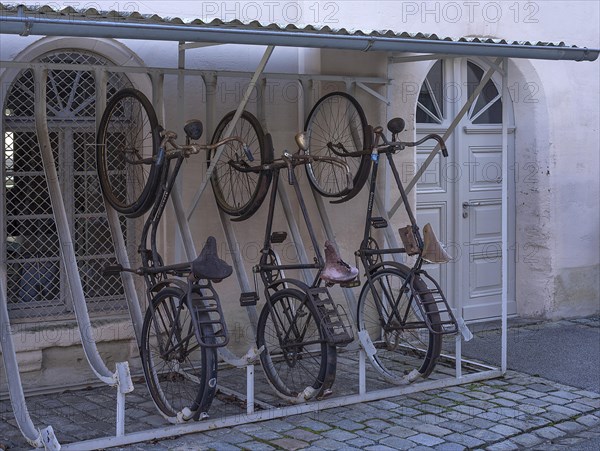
[96,88,245,421]
[304,93,459,384]
[208,112,357,402]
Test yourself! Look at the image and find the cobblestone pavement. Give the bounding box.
[1,317,598,450]
[104,371,600,451]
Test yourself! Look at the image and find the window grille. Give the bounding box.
[2,50,135,321]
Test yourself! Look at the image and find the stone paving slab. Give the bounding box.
[1,316,598,450]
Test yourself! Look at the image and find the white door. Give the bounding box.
[415,59,516,321]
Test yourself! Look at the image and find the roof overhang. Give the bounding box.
[0,4,598,62]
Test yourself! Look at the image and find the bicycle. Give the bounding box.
[208,111,357,402]
[304,93,459,384]
[96,88,245,421]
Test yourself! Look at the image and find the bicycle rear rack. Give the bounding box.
[188,284,229,348]
[307,287,354,346]
[412,271,458,336]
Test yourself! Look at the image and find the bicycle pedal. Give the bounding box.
[270,231,287,244]
[102,264,123,276]
[340,279,361,288]
[371,217,388,229]
[240,291,259,307]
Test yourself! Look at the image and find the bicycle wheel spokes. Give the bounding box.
[209,110,271,218]
[96,88,160,217]
[141,288,217,419]
[358,266,441,383]
[257,289,336,401]
[304,92,369,197]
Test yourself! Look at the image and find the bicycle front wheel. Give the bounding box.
[257,288,337,401]
[141,287,218,420]
[304,91,370,198]
[357,266,442,383]
[96,88,161,217]
[209,110,272,218]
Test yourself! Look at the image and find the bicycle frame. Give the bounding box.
[228,147,355,346]
[355,126,457,336]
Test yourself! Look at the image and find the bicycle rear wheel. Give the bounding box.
[96,88,161,217]
[141,287,218,420]
[257,288,337,402]
[208,110,272,218]
[304,91,370,198]
[357,265,442,383]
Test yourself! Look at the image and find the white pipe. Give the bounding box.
[33,68,115,386]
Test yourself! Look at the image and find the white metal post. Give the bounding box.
[359,349,367,395]
[501,58,509,374]
[246,364,255,415]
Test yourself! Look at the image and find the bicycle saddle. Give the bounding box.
[387,117,405,135]
[421,223,451,264]
[184,119,203,140]
[191,236,233,282]
[320,241,359,284]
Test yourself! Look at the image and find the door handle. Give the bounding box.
[462,201,480,218]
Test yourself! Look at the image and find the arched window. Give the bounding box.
[417,60,502,125]
[416,60,444,124]
[466,61,502,124]
[2,50,131,320]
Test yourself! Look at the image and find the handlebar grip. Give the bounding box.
[102,264,123,277]
[346,172,354,191]
[243,145,254,162]
[441,145,448,158]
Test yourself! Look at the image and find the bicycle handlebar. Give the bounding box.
[160,130,249,158]
[282,152,354,190]
[227,139,353,191]
[373,125,448,157]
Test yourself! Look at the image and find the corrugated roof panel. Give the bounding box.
[0,3,597,61]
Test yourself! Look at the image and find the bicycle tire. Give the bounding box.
[304,91,371,198]
[357,265,442,383]
[141,287,218,419]
[257,288,337,401]
[96,88,161,217]
[208,110,273,218]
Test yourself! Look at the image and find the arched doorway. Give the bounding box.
[416,59,516,321]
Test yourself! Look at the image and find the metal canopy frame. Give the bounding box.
[0,12,597,448]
